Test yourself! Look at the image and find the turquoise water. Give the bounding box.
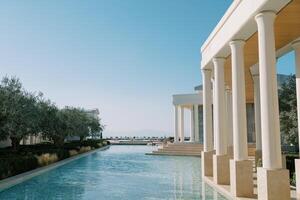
[0,145,228,200]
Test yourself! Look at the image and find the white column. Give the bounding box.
[213,57,227,155]
[225,86,233,148]
[179,106,185,143]
[212,78,217,150]
[255,12,290,200]
[229,40,248,161]
[190,107,195,142]
[202,69,213,152]
[255,11,282,169]
[194,105,200,143]
[292,40,300,151]
[174,105,179,143]
[229,40,254,197]
[250,64,262,151]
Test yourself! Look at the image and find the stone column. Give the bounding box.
[201,69,214,177]
[212,78,217,151]
[225,86,233,159]
[179,106,185,143]
[194,105,200,143]
[174,105,179,143]
[229,40,254,197]
[212,57,230,185]
[250,64,262,167]
[190,107,195,142]
[292,40,300,198]
[255,11,290,200]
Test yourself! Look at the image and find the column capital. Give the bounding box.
[255,10,277,20]
[229,40,245,47]
[250,63,259,77]
[225,85,231,91]
[201,68,212,72]
[201,69,212,76]
[212,57,226,64]
[292,39,300,50]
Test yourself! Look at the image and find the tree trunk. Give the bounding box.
[80,136,84,142]
[10,136,21,151]
[53,137,64,147]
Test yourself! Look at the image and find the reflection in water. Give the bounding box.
[0,146,228,200]
[172,156,226,200]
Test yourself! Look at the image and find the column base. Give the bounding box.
[227,146,233,159]
[257,167,290,200]
[255,149,262,168]
[213,154,230,185]
[230,160,254,197]
[201,151,214,177]
[295,159,300,198]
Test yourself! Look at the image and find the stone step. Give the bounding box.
[150,151,201,157]
[161,149,203,152]
[164,145,203,147]
[162,146,203,149]
[160,149,202,152]
[167,144,203,147]
[155,151,202,155]
[159,147,203,151]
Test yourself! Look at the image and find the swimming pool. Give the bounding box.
[0,145,228,200]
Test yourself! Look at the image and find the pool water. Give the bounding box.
[0,145,228,200]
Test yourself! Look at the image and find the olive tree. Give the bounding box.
[0,77,40,150]
[0,76,105,149]
[38,99,68,146]
[279,75,298,146]
[88,116,104,139]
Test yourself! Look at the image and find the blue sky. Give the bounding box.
[0,0,295,137]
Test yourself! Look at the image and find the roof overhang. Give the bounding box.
[201,0,291,69]
[172,92,203,106]
[200,0,300,102]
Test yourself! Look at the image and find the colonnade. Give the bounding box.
[174,105,200,143]
[201,11,294,199]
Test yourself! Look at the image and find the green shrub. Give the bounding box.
[0,154,38,179]
[291,172,296,186]
[81,139,103,148]
[286,155,298,183]
[65,139,106,149]
[0,139,106,180]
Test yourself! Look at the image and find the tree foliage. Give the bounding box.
[279,75,298,146]
[0,77,41,150]
[0,76,104,149]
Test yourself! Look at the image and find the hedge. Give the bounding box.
[0,140,108,180]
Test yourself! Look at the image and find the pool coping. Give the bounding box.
[0,145,110,192]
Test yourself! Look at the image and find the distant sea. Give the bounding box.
[103,129,172,138]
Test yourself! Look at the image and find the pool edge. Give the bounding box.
[0,145,110,192]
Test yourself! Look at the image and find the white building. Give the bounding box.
[200,0,300,199]
[173,85,258,145]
